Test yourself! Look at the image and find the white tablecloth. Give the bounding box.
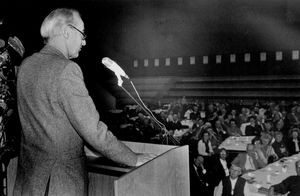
[242,153,300,196]
[219,136,255,151]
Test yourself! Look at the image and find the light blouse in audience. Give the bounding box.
[198,132,214,156]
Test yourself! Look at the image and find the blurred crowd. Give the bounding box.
[104,97,300,195]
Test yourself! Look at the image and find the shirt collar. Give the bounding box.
[230,177,238,183]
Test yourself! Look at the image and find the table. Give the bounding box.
[218,136,255,152]
[242,153,300,196]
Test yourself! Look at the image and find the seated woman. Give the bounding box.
[253,134,278,166]
[197,131,214,164]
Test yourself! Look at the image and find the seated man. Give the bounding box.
[245,115,262,136]
[190,155,214,196]
[287,128,300,155]
[227,119,242,137]
[272,131,289,159]
[214,165,250,196]
[231,144,265,174]
[268,160,300,196]
[212,148,231,187]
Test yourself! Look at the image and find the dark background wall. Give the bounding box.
[1,0,300,108]
[2,0,300,73]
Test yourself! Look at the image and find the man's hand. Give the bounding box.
[135,153,157,167]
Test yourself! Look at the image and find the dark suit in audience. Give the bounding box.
[245,124,262,136]
[287,128,300,155]
[190,155,214,196]
[287,138,300,155]
[212,148,231,187]
[272,131,289,159]
[190,105,200,120]
[245,116,262,136]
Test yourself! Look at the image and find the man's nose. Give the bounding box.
[82,39,86,46]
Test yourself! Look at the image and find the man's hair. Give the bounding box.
[40,8,79,43]
[248,115,256,121]
[274,131,283,137]
[218,148,227,156]
[229,119,236,124]
[230,164,242,174]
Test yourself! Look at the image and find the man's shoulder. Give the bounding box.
[222,176,230,183]
[237,176,246,183]
[237,152,247,158]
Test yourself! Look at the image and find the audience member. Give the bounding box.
[274,119,288,139]
[230,109,239,126]
[199,101,207,120]
[214,165,250,196]
[204,126,219,151]
[227,119,242,137]
[214,120,229,143]
[218,107,227,121]
[183,105,193,120]
[287,105,300,128]
[207,103,218,124]
[212,148,231,187]
[272,131,289,159]
[232,144,264,174]
[251,137,267,167]
[262,120,275,134]
[167,113,183,131]
[245,115,262,136]
[287,128,300,155]
[190,155,214,196]
[239,107,249,125]
[190,105,200,120]
[258,133,278,164]
[198,131,214,157]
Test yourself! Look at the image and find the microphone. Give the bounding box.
[102,57,129,79]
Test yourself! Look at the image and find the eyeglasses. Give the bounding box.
[68,24,87,40]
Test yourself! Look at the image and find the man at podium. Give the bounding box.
[13,8,152,196]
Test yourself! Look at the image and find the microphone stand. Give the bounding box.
[118,78,180,145]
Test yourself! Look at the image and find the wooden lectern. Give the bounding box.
[87,142,190,196]
[7,142,190,196]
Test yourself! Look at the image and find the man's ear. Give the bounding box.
[238,170,242,175]
[62,26,69,39]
